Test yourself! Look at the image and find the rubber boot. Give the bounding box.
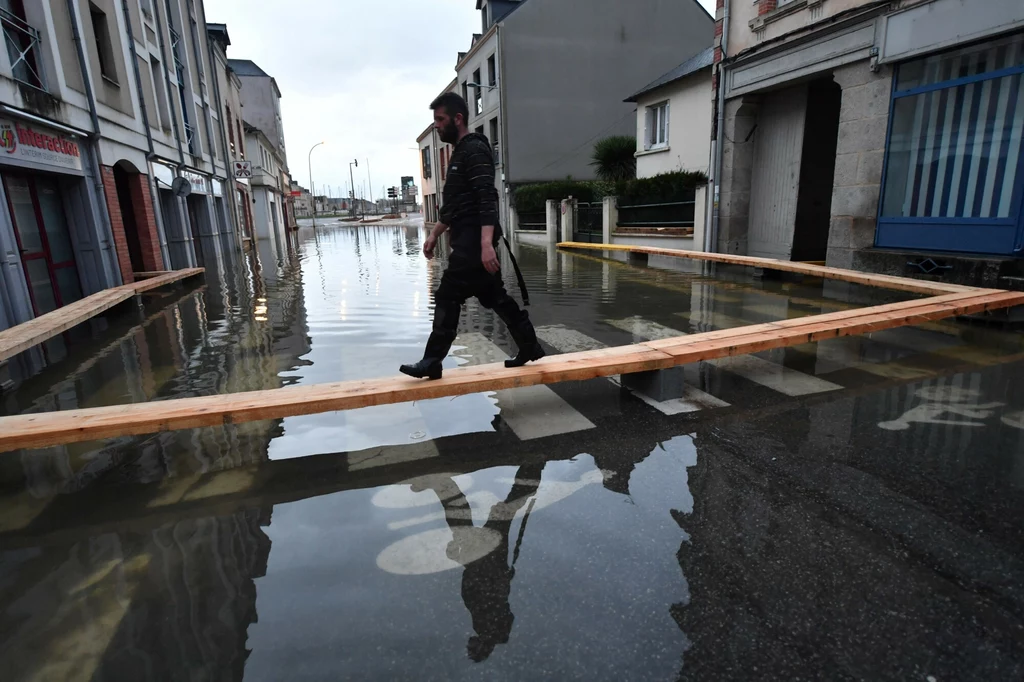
[400,331,453,380]
[497,305,545,369]
[401,301,460,380]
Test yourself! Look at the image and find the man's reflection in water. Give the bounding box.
[417,464,544,662]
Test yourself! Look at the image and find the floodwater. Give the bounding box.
[1,218,1023,681]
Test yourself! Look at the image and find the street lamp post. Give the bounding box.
[349,159,359,217]
[308,141,325,226]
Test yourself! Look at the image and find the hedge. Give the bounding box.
[512,171,707,213]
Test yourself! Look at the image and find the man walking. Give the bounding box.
[401,93,543,380]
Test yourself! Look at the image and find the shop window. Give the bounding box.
[877,34,1024,254]
[2,175,83,315]
[89,2,118,84]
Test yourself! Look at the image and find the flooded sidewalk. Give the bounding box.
[1,220,1023,681]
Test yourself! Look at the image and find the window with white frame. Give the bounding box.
[645,101,669,150]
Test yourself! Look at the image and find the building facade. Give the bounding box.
[419,0,714,228]
[0,0,239,335]
[712,0,1024,284]
[244,123,285,241]
[228,58,295,237]
[207,23,251,243]
[626,47,715,250]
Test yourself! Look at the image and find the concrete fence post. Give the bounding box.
[602,195,617,245]
[560,198,574,243]
[545,199,559,245]
[508,204,519,244]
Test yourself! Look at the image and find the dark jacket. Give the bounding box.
[439,133,501,256]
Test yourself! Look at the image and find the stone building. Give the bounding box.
[711,0,1024,286]
[0,0,237,335]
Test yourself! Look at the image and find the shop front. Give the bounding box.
[0,115,118,328]
[876,25,1024,256]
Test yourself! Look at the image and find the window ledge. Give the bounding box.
[749,0,822,31]
[635,146,670,158]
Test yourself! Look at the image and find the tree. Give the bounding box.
[591,136,637,182]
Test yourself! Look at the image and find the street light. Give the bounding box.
[348,159,359,217]
[308,141,325,226]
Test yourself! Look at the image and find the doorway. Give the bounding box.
[2,174,83,316]
[113,163,146,274]
[186,194,206,267]
[792,78,842,262]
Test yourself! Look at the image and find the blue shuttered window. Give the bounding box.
[877,33,1024,256]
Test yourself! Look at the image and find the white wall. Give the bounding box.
[634,69,713,178]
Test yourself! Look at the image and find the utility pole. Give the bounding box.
[348,159,359,218]
[366,159,374,214]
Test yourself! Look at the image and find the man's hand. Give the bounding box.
[481,242,500,274]
[423,235,437,260]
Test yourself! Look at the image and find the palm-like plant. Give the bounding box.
[591,136,637,182]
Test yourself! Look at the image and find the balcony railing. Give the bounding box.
[1,7,45,91]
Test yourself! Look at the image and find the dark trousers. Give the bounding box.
[421,254,537,361]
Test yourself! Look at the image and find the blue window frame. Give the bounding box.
[876,33,1024,256]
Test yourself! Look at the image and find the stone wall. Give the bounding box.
[716,96,760,255]
[826,62,893,269]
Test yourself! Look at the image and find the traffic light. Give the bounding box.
[387,187,397,198]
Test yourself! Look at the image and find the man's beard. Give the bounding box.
[438,121,459,144]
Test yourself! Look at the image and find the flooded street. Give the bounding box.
[2,219,1024,680]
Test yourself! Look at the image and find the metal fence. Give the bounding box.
[517,210,547,231]
[574,202,603,243]
[618,191,696,228]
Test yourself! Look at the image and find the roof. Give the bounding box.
[206,23,230,43]
[624,47,714,103]
[227,59,270,78]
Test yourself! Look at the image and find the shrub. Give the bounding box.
[591,136,637,182]
[512,179,600,213]
[619,170,708,205]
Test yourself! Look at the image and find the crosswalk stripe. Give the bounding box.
[536,325,730,415]
[453,333,595,440]
[608,316,843,397]
[673,309,930,379]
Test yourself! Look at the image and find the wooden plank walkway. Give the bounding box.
[557,242,978,295]
[0,287,1019,453]
[0,268,203,363]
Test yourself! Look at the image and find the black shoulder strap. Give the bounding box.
[501,235,530,306]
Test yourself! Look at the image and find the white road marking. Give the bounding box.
[608,316,842,397]
[536,325,729,415]
[454,332,595,440]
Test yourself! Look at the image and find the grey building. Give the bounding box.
[421,0,714,226]
[711,0,1024,287]
[0,0,236,340]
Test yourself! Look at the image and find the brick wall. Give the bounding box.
[759,0,778,15]
[127,173,164,271]
[100,165,134,285]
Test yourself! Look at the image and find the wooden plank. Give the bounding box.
[0,344,674,452]
[1,289,1022,453]
[557,242,979,295]
[0,268,204,363]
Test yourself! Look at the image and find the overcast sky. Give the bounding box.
[204,0,717,202]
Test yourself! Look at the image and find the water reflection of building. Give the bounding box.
[1,233,314,681]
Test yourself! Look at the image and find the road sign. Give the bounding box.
[290,190,302,197]
[233,161,252,178]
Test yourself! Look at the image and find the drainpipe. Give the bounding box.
[65,0,120,287]
[206,32,241,244]
[496,23,511,230]
[708,0,730,254]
